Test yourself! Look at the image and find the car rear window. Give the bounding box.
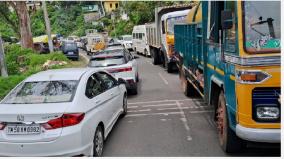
[63,43,77,51]
[89,56,126,67]
[1,80,78,104]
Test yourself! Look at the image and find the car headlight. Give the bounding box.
[256,106,279,120]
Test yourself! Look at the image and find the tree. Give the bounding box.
[0,3,19,38]
[8,2,33,49]
[42,1,53,52]
[0,37,8,77]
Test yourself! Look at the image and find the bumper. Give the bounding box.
[125,79,137,90]
[236,124,280,143]
[65,54,79,59]
[0,127,92,156]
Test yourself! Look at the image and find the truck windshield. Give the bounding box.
[167,16,186,35]
[243,1,280,53]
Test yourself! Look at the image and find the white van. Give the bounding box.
[132,25,151,56]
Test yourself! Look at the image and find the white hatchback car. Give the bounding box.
[88,49,139,95]
[0,68,127,156]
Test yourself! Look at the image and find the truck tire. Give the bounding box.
[216,91,243,153]
[181,70,196,97]
[151,49,159,65]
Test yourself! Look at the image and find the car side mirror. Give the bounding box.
[221,10,233,30]
[118,78,126,85]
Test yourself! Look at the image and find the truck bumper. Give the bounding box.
[236,124,280,143]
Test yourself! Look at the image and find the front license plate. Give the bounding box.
[68,52,74,55]
[6,125,41,135]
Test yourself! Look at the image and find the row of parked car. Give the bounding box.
[0,36,140,157]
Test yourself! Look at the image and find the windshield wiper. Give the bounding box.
[106,64,118,66]
[250,17,276,38]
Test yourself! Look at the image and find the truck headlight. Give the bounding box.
[256,106,279,120]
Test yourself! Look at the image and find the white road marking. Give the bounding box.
[128,109,151,113]
[187,136,192,141]
[142,103,178,108]
[147,60,154,66]
[157,106,210,111]
[128,106,139,108]
[160,119,167,121]
[128,103,177,109]
[158,72,169,85]
[125,112,182,117]
[176,101,192,140]
[128,99,192,105]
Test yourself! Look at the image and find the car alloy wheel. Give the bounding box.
[93,126,104,156]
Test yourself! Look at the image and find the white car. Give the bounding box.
[0,68,127,156]
[88,49,139,95]
[120,35,133,51]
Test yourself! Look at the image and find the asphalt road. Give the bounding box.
[81,50,280,157]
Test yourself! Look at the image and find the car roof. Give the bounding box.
[25,68,92,82]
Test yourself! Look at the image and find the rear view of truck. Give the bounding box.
[148,3,195,73]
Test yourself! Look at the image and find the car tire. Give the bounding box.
[93,126,104,157]
[130,83,138,95]
[216,91,243,153]
[136,73,139,83]
[121,94,127,116]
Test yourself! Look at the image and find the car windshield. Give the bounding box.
[167,15,186,35]
[243,1,280,53]
[63,43,77,50]
[89,56,126,67]
[1,80,78,104]
[123,36,132,41]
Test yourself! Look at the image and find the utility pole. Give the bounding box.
[42,1,54,52]
[0,37,8,77]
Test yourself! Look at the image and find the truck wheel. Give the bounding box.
[181,71,196,97]
[144,49,148,57]
[152,50,159,65]
[166,62,173,73]
[134,48,138,55]
[216,91,243,153]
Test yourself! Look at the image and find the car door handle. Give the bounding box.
[95,100,101,104]
[110,93,114,96]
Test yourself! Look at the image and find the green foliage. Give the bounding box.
[0,2,19,39]
[4,44,69,75]
[110,20,134,37]
[30,9,46,36]
[0,44,71,100]
[0,75,27,100]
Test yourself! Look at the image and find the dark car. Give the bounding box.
[61,42,79,61]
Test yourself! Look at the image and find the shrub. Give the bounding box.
[0,75,27,100]
[0,45,71,100]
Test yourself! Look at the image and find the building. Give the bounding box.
[82,5,101,23]
[103,1,119,14]
[26,1,42,11]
